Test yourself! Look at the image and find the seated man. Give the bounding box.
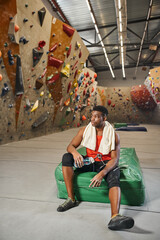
[57,105,134,230]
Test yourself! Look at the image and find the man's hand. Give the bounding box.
[89,172,104,188]
[73,152,84,168]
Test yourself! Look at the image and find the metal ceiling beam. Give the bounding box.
[127,27,144,41]
[89,47,149,57]
[95,61,160,72]
[86,42,159,47]
[51,0,71,24]
[96,27,117,44]
[77,15,160,32]
[110,54,119,63]
[126,54,137,63]
[135,0,153,75]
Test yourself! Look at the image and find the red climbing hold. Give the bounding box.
[48,56,63,68]
[63,24,75,37]
[47,73,60,85]
[67,81,72,93]
[38,40,46,48]
[49,43,58,52]
[79,51,82,58]
[67,44,72,58]
[86,72,90,78]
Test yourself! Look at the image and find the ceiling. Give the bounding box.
[47,0,160,77]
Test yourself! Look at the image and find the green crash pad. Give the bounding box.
[55,147,145,206]
[114,123,127,128]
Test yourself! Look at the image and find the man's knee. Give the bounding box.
[62,153,74,167]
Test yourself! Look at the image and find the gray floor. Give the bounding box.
[0,124,160,240]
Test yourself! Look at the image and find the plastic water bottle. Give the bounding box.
[74,157,94,168]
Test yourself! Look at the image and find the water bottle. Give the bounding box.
[74,157,94,168]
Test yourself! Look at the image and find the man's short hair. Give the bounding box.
[93,105,108,117]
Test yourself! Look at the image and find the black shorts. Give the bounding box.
[62,153,120,189]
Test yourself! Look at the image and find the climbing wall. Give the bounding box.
[0,0,97,144]
[96,86,159,123]
[54,67,98,129]
[144,66,160,104]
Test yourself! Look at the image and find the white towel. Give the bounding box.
[81,121,115,155]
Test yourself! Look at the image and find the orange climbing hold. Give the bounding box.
[94,73,97,78]
[0,74,2,81]
[82,115,87,121]
[64,98,70,106]
[14,24,20,32]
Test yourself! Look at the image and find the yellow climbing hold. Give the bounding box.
[31,100,39,112]
[74,82,78,88]
[70,91,73,96]
[61,64,70,78]
[48,93,52,98]
[40,91,44,97]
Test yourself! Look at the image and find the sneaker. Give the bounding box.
[57,197,77,212]
[108,214,134,230]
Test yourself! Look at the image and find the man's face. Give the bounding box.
[91,111,106,128]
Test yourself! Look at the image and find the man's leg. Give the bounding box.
[106,167,134,230]
[62,166,75,201]
[109,186,121,217]
[57,153,77,212]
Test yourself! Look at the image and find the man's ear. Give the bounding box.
[103,116,107,121]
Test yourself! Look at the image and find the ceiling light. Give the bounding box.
[119,10,122,22]
[119,22,122,32]
[118,0,121,9]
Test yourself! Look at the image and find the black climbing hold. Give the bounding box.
[32,111,49,128]
[32,47,44,67]
[23,18,28,23]
[19,36,29,44]
[15,55,24,96]
[1,83,9,97]
[8,50,14,65]
[38,7,46,26]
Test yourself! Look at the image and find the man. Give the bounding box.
[57,105,134,230]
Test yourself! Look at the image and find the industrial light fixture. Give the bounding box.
[114,0,126,78]
[85,0,115,78]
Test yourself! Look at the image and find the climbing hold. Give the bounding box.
[111,104,115,107]
[67,81,72,93]
[66,107,71,115]
[40,91,44,97]
[67,44,72,58]
[32,111,49,128]
[108,100,111,105]
[25,3,28,7]
[0,74,2,81]
[75,41,81,49]
[94,73,97,78]
[15,55,24,96]
[38,7,46,26]
[61,64,70,77]
[49,43,58,52]
[73,114,76,121]
[74,69,78,79]
[8,50,14,65]
[83,89,86,96]
[79,51,82,58]
[63,24,75,37]
[14,24,19,32]
[81,115,87,121]
[47,73,60,85]
[19,36,29,44]
[31,100,39,112]
[1,83,9,97]
[48,56,63,68]
[41,68,47,78]
[86,72,90,78]
[35,78,43,89]
[32,47,44,67]
[23,18,28,23]
[38,40,46,48]
[91,87,94,93]
[25,99,31,110]
[76,95,80,102]
[64,98,70,106]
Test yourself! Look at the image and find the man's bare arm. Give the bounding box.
[67,127,86,167]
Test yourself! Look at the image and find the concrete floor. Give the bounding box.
[0,124,160,240]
